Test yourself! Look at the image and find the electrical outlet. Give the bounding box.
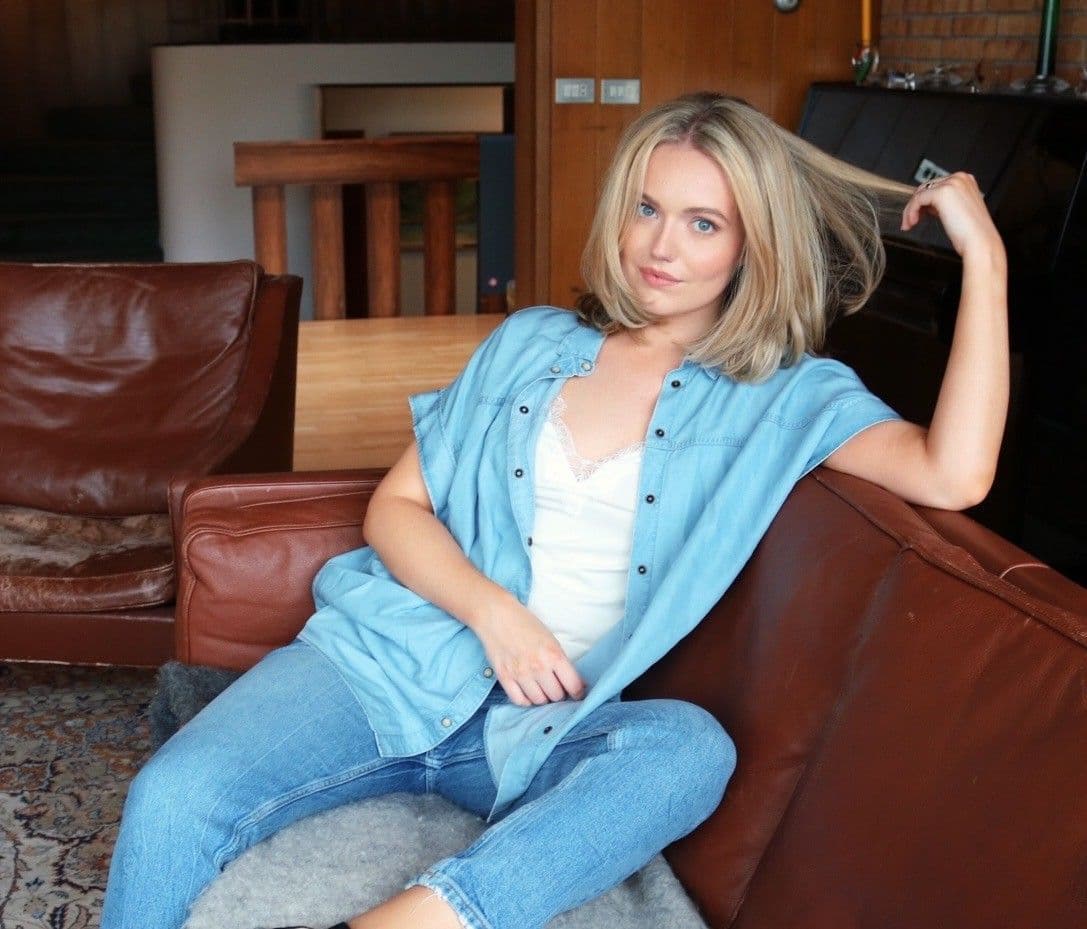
[555,78,595,104]
[913,158,950,185]
[601,79,640,105]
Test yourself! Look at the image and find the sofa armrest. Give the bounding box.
[170,470,386,670]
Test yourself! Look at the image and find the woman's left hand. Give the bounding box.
[825,171,1009,511]
[901,172,1004,263]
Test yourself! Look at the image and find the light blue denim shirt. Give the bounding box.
[299,306,900,817]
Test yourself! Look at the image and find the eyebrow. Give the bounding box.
[640,193,730,222]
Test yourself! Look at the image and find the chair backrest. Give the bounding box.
[234,135,479,320]
[0,260,300,516]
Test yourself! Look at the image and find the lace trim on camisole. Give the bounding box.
[547,394,645,482]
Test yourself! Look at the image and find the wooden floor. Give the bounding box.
[293,314,504,471]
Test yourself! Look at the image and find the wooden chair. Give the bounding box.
[235,135,479,320]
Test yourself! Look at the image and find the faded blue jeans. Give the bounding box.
[102,641,735,929]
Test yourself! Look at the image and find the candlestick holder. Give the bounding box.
[852,43,879,85]
[1011,0,1070,94]
[1011,72,1070,93]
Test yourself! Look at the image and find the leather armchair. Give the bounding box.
[0,260,301,666]
[170,466,1087,928]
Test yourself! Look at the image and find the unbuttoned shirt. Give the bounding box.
[299,306,900,818]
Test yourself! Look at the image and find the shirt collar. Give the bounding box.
[552,320,605,374]
[551,320,723,383]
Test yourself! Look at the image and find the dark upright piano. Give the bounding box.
[798,83,1087,582]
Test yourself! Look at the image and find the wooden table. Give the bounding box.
[293,314,504,471]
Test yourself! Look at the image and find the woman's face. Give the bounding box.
[620,142,746,339]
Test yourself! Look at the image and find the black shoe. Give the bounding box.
[267,924,350,929]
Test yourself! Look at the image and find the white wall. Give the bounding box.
[152,43,514,316]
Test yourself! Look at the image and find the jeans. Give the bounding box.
[102,641,735,929]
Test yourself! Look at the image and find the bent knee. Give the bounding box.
[123,742,220,827]
[659,701,736,812]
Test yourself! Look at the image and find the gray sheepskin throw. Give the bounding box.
[182,793,708,929]
[153,663,708,929]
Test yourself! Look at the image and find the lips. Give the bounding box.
[639,266,680,286]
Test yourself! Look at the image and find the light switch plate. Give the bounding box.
[555,78,595,104]
[601,79,640,105]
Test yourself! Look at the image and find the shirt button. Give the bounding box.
[551,365,561,374]
[514,468,524,478]
[543,726,553,734]
[441,717,453,727]
[527,536,533,546]
[637,565,648,574]
[519,405,529,414]
[671,380,682,388]
[655,428,665,437]
[645,494,655,504]
[580,361,592,371]
[483,667,494,678]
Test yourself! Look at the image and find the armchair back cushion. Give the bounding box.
[0,261,283,516]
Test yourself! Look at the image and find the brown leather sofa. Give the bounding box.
[171,467,1087,928]
[0,261,301,666]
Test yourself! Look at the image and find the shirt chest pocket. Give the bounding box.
[447,395,509,459]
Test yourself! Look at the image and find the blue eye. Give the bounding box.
[693,217,717,234]
[637,201,656,218]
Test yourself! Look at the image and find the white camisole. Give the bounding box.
[526,395,645,661]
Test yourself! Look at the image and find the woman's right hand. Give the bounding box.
[472,593,586,707]
[364,442,584,707]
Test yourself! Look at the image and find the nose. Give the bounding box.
[650,218,675,261]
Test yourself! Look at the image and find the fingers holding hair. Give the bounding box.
[901,172,1003,260]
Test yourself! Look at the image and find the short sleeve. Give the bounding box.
[798,359,903,475]
[408,387,451,512]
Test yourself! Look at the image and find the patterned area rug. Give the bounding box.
[0,662,155,929]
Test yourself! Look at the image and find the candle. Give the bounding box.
[861,0,872,47]
[1036,0,1060,77]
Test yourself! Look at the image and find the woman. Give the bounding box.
[102,92,1007,929]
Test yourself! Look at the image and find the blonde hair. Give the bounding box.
[576,92,913,381]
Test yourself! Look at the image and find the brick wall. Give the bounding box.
[880,0,1086,89]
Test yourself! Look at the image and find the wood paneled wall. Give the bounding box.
[515,0,863,309]
[0,0,179,140]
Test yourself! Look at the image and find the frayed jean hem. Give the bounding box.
[407,870,493,929]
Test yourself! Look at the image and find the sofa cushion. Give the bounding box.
[0,505,174,612]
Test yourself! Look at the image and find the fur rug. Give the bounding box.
[155,663,709,929]
[183,793,708,929]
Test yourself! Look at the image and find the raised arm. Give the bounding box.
[824,172,1009,510]
[363,440,584,706]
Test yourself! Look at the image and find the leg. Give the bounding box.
[343,886,465,929]
[410,698,735,929]
[101,641,425,929]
